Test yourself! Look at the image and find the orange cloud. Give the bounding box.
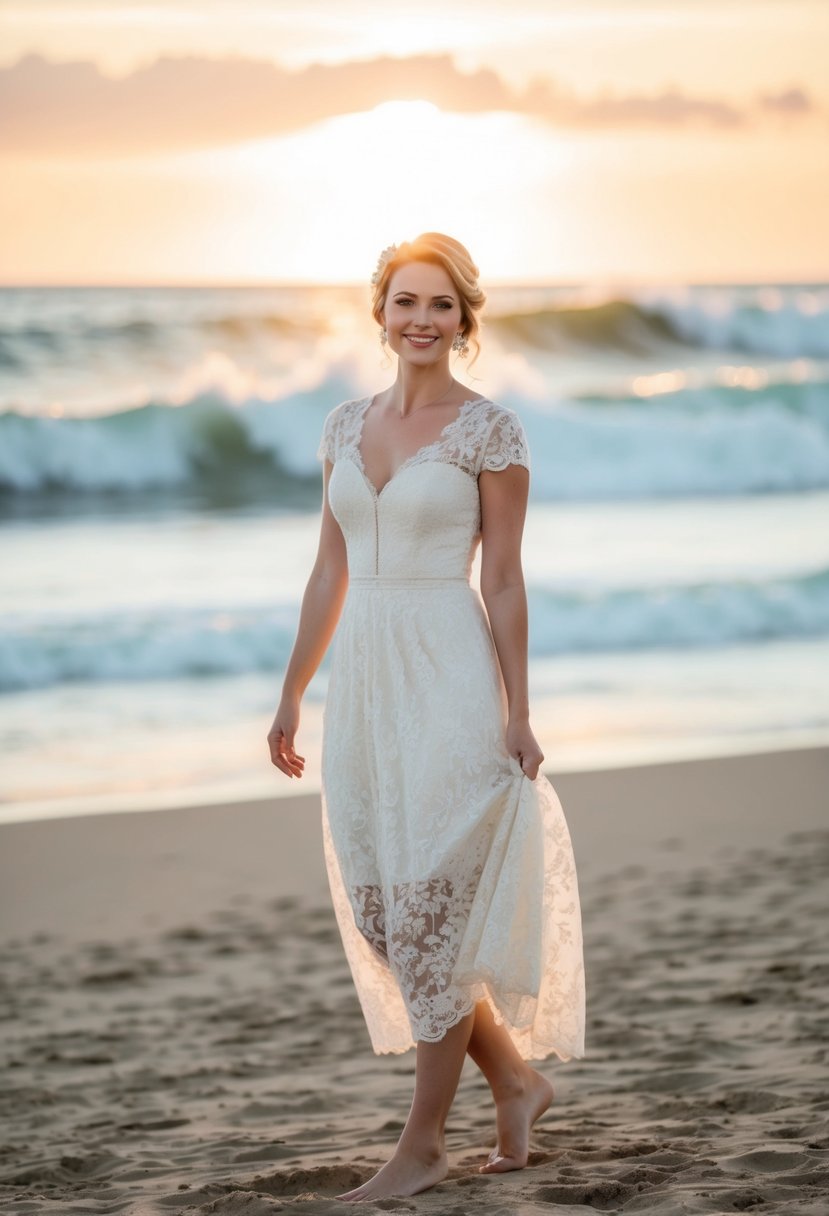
[0,51,817,157]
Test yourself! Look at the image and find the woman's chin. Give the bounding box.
[392,343,449,363]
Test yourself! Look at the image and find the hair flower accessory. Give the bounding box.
[370,244,398,286]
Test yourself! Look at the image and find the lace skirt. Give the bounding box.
[320,577,586,1060]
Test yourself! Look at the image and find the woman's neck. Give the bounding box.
[389,363,457,415]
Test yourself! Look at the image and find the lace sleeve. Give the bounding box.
[479,408,531,474]
[316,407,338,464]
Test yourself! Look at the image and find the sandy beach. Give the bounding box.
[1,744,827,1215]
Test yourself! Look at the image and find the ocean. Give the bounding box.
[2,281,828,823]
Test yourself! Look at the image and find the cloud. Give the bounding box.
[757,86,813,114]
[0,51,815,157]
[522,78,745,129]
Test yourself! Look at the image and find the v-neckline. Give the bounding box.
[352,393,490,500]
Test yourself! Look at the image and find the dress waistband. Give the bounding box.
[348,576,470,589]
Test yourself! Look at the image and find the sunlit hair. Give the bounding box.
[370,232,486,368]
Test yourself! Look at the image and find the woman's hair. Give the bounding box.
[370,232,486,367]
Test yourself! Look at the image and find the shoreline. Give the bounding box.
[3,729,828,829]
[2,743,826,943]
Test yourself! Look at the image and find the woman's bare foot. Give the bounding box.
[479,1068,554,1174]
[336,1141,448,1202]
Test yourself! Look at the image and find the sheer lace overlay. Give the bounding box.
[353,870,482,1037]
[316,395,585,1060]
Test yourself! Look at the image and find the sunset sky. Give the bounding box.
[1,0,827,285]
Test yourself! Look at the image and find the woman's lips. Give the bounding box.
[404,335,438,348]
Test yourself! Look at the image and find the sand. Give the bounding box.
[1,745,827,1215]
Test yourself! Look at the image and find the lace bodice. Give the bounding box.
[317,394,530,481]
[316,395,531,579]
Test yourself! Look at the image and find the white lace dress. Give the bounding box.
[315,394,585,1061]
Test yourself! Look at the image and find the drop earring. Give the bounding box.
[379,327,388,345]
[452,331,469,358]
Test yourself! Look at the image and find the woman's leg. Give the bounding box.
[466,1000,555,1172]
[337,1009,476,1202]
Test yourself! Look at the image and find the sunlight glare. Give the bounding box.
[217,101,573,281]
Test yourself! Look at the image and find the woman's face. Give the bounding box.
[383,261,464,365]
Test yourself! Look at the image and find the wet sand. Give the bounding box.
[1,745,827,1215]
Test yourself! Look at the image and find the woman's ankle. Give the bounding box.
[397,1129,445,1164]
[490,1062,540,1103]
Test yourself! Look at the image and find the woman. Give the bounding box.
[267,232,585,1203]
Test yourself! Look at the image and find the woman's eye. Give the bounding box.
[394,299,452,308]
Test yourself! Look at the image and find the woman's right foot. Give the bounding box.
[337,1142,448,1202]
[479,1068,554,1173]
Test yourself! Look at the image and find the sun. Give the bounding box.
[162,99,574,283]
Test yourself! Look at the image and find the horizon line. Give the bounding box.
[3,275,829,290]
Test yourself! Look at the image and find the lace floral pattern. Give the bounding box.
[316,393,585,1060]
[316,395,531,480]
[352,862,484,1040]
[480,408,532,472]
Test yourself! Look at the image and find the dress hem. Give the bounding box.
[365,987,586,1063]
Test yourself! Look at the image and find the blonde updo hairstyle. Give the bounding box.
[370,232,486,368]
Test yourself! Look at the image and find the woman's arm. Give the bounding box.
[267,459,349,778]
[478,462,544,779]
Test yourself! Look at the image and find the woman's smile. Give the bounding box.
[403,334,439,348]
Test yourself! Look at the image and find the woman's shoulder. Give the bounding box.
[326,394,370,423]
[453,394,501,424]
[316,396,370,463]
[465,395,521,422]
[470,399,531,472]
[464,397,527,439]
[321,395,370,434]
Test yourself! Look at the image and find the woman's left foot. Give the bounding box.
[479,1068,554,1173]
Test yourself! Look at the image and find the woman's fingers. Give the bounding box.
[517,750,542,781]
[267,729,306,777]
[273,752,305,777]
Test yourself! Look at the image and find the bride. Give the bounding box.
[267,232,585,1203]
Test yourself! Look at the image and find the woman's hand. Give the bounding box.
[506,717,544,781]
[267,698,306,779]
